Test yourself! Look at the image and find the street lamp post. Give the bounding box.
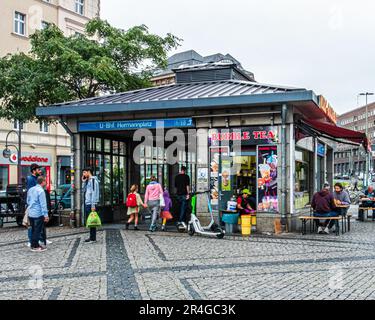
[359,92,374,187]
[2,128,22,186]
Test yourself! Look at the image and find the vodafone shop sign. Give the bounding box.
[0,152,52,166]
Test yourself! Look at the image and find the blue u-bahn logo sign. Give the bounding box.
[78,118,195,132]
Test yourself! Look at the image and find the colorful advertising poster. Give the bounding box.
[221,159,231,191]
[197,168,209,185]
[209,146,229,211]
[257,145,278,212]
[45,166,51,192]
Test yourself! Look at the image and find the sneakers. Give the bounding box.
[177,222,187,229]
[26,242,31,248]
[31,247,47,252]
[317,227,323,234]
[46,240,52,245]
[149,224,157,232]
[84,239,96,243]
[161,225,166,232]
[324,227,330,234]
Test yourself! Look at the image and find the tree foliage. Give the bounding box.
[0,19,180,122]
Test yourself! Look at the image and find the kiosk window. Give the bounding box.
[294,149,311,210]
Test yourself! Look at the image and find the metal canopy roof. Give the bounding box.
[37,79,314,117]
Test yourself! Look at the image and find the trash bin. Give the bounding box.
[225,223,234,234]
[222,213,239,235]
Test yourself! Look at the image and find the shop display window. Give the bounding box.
[294,149,310,210]
[84,136,127,206]
[0,166,8,192]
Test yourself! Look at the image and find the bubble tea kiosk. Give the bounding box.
[208,127,279,234]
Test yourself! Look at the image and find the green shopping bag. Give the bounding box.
[86,211,102,228]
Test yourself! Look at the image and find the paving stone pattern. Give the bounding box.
[1,206,375,300]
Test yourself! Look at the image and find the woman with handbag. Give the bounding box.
[144,176,164,232]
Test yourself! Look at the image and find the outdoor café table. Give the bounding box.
[335,204,350,233]
[358,198,375,221]
[308,205,348,235]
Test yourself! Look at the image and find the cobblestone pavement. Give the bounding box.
[1,206,375,300]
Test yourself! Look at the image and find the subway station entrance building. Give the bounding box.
[37,64,368,232]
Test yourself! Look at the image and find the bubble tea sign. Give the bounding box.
[257,145,278,212]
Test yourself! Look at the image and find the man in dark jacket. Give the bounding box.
[311,183,338,234]
[175,166,190,229]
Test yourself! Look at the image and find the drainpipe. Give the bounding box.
[59,118,76,228]
[281,104,288,230]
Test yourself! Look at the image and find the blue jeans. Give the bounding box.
[147,200,160,228]
[313,211,339,228]
[177,195,188,223]
[85,205,97,241]
[29,217,45,249]
[28,226,45,244]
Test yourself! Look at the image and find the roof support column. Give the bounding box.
[281,104,288,229]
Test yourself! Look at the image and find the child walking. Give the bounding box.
[161,189,173,231]
[126,185,145,230]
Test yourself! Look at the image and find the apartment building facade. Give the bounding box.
[0,0,100,191]
[334,102,375,177]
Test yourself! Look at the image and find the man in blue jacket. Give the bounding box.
[27,176,49,252]
[82,167,100,243]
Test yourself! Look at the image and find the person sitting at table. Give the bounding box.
[333,183,351,214]
[237,189,256,215]
[358,185,375,222]
[311,183,338,234]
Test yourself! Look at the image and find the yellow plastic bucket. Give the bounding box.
[241,215,252,236]
[251,215,257,225]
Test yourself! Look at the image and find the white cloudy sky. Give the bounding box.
[101,0,375,115]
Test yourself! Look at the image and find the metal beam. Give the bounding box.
[36,90,317,117]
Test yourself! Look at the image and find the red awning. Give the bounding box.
[303,119,370,150]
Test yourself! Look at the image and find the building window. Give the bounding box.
[14,120,24,130]
[75,0,85,15]
[14,12,26,36]
[0,166,9,192]
[39,121,49,133]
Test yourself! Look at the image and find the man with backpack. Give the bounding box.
[82,167,100,243]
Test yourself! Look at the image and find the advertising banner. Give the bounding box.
[221,159,231,192]
[209,146,229,211]
[209,126,279,147]
[257,145,278,212]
